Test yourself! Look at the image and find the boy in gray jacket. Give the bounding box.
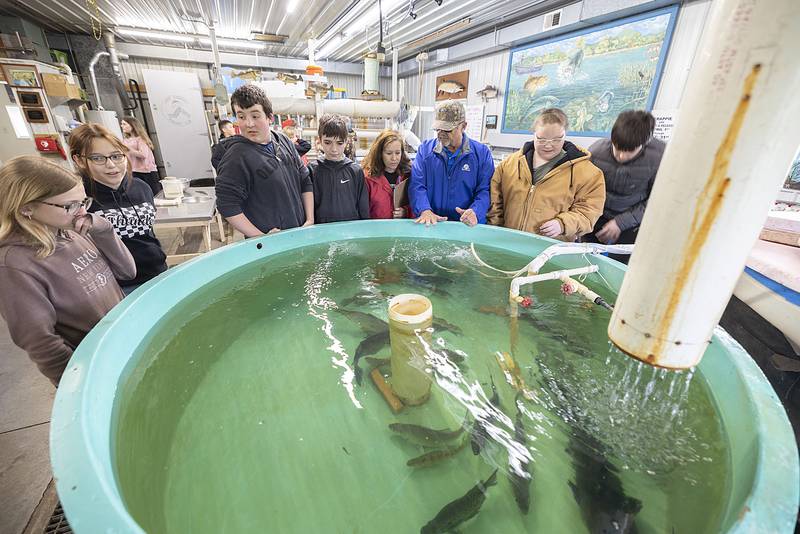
[585,110,666,263]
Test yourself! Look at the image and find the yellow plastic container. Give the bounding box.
[388,294,433,405]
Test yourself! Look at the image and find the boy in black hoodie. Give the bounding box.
[309,114,369,223]
[216,85,314,237]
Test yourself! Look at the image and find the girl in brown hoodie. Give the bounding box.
[0,156,136,385]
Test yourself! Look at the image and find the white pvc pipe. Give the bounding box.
[525,243,634,275]
[608,0,800,369]
[269,97,402,119]
[510,265,599,301]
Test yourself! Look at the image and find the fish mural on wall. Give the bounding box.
[503,6,678,135]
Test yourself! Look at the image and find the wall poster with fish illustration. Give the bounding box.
[435,70,469,101]
[785,152,800,191]
[501,5,679,136]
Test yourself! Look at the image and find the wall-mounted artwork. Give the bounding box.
[502,6,678,136]
[785,153,800,191]
[3,64,41,88]
[435,70,469,101]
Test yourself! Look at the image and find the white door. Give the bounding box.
[142,69,213,179]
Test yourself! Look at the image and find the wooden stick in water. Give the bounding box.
[371,368,404,413]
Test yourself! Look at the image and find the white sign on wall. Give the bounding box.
[465,104,484,142]
[652,110,676,142]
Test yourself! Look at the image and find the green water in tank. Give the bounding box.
[114,238,729,534]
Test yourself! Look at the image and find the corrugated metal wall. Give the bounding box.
[401,52,511,138]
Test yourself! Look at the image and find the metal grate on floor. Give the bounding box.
[44,503,72,534]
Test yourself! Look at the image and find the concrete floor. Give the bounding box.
[0,225,229,534]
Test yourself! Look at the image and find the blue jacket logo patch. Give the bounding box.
[462,163,470,172]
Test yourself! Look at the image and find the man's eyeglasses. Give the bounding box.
[40,197,93,215]
[85,153,126,165]
[534,135,565,145]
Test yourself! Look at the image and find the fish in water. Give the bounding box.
[596,90,614,113]
[436,80,465,97]
[420,469,498,534]
[523,75,549,96]
[354,330,390,385]
[277,72,303,84]
[471,373,501,455]
[389,420,465,448]
[440,348,465,365]
[337,308,389,336]
[567,428,642,534]
[231,68,262,81]
[432,317,462,336]
[508,395,532,514]
[407,438,468,467]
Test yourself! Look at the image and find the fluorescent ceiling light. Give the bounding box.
[317,35,343,59]
[116,28,195,43]
[287,0,299,13]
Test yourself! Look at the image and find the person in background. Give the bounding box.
[281,119,311,163]
[120,116,160,195]
[70,123,167,294]
[308,114,369,223]
[361,129,412,219]
[584,110,666,263]
[211,119,238,172]
[219,119,236,139]
[409,100,494,227]
[0,156,136,385]
[344,127,358,162]
[487,108,605,241]
[215,84,314,237]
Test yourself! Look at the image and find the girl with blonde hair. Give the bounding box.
[70,123,167,294]
[120,116,160,194]
[361,130,412,218]
[0,155,135,384]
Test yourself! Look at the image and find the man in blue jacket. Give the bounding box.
[409,100,494,226]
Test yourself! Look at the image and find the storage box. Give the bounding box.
[42,72,81,99]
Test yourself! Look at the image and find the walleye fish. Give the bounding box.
[277,72,303,84]
[567,428,642,534]
[231,68,261,81]
[420,469,498,534]
[471,373,501,455]
[509,395,532,514]
[407,438,467,468]
[337,308,389,336]
[389,420,465,448]
[353,331,390,385]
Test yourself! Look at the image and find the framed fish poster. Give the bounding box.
[501,5,679,136]
[435,70,469,101]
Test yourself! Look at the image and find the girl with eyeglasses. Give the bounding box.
[0,156,136,385]
[487,108,606,241]
[120,116,161,195]
[70,123,167,295]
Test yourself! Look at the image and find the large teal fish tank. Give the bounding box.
[50,222,798,533]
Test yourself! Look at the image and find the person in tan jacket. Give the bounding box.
[487,108,605,241]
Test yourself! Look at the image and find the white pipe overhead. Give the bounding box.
[608,0,800,369]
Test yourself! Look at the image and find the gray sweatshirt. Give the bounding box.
[588,137,666,231]
[0,213,136,384]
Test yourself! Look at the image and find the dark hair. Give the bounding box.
[611,110,655,151]
[533,108,569,131]
[218,119,233,136]
[230,84,273,116]
[362,130,411,177]
[318,113,348,142]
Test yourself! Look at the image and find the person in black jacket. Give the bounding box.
[211,119,238,172]
[69,123,167,293]
[281,119,311,160]
[309,114,369,224]
[216,85,314,237]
